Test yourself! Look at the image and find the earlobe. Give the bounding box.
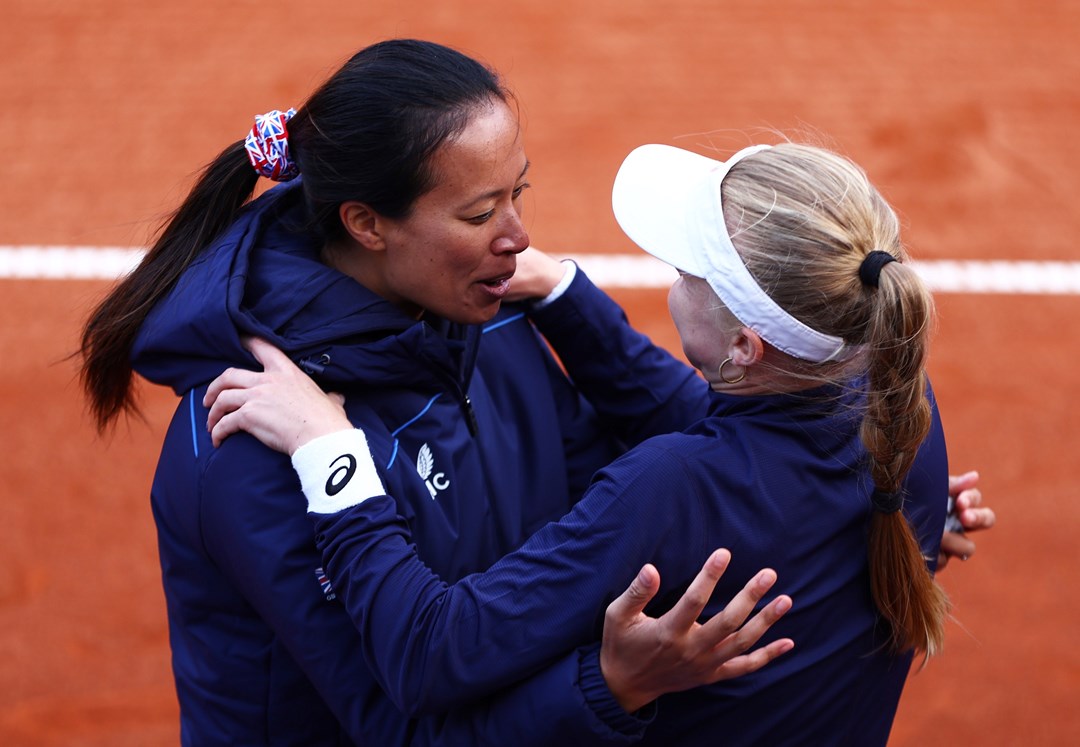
[339,201,386,252]
[731,327,765,367]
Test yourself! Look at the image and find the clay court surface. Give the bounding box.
[3,1,1079,744]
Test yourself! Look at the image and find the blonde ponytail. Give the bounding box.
[861,261,949,656]
[721,142,949,655]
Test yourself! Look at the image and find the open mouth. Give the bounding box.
[479,274,513,297]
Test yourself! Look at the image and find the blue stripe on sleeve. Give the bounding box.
[188,390,200,458]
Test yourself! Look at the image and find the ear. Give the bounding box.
[339,201,386,252]
[730,327,765,367]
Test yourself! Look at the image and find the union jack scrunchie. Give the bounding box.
[244,108,299,181]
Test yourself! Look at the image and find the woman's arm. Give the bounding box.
[205,341,792,716]
[303,433,789,716]
[197,411,656,746]
[516,249,710,445]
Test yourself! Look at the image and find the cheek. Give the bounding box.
[670,303,719,369]
[391,223,465,275]
[666,282,682,319]
[439,233,495,278]
[667,281,695,332]
[679,332,707,370]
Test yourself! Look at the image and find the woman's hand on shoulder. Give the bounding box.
[203,337,351,455]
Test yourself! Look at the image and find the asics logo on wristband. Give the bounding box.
[325,454,357,496]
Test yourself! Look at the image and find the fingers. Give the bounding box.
[205,387,252,440]
[948,470,979,497]
[605,564,661,624]
[961,505,996,532]
[940,530,976,558]
[696,564,777,641]
[204,367,266,409]
[954,486,982,517]
[662,549,732,632]
[954,486,982,511]
[713,636,795,681]
[947,470,995,535]
[243,336,292,370]
[702,593,794,682]
[701,576,787,660]
[953,486,995,533]
[209,407,246,449]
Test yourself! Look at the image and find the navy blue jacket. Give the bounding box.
[132,180,705,746]
[311,382,950,745]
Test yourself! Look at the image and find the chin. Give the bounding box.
[448,302,502,326]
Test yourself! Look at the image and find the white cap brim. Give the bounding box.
[611,144,720,277]
[610,143,851,363]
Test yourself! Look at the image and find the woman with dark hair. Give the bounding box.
[207,140,962,745]
[80,39,790,746]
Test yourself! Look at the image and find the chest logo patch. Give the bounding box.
[416,443,450,499]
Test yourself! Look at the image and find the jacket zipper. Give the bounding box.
[461,394,479,437]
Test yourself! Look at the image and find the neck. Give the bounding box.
[321,240,424,320]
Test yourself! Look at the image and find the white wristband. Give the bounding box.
[291,429,386,514]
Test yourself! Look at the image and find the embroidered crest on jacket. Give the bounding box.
[416,443,450,499]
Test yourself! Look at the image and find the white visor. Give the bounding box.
[611,143,849,363]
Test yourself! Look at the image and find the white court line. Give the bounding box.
[2,246,1080,295]
[564,254,1080,295]
[0,246,146,280]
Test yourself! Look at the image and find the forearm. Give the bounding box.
[298,431,682,716]
[529,267,708,444]
[202,438,643,745]
[313,496,609,715]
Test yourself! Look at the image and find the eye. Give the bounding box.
[466,183,531,224]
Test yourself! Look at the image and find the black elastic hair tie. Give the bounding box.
[859,250,897,288]
[871,488,904,515]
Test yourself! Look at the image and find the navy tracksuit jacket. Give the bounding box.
[132,180,705,745]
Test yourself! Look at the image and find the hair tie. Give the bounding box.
[859,250,897,288]
[244,108,299,181]
[870,488,904,515]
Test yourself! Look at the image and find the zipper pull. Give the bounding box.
[462,395,479,436]
[299,353,331,376]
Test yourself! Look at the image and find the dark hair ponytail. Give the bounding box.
[79,142,258,430]
[80,39,508,430]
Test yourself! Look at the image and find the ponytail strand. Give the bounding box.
[79,140,259,430]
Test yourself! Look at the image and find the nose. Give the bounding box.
[492,208,529,255]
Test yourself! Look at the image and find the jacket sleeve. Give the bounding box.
[311,442,700,717]
[528,266,710,447]
[903,380,949,572]
[412,645,652,746]
[199,429,649,745]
